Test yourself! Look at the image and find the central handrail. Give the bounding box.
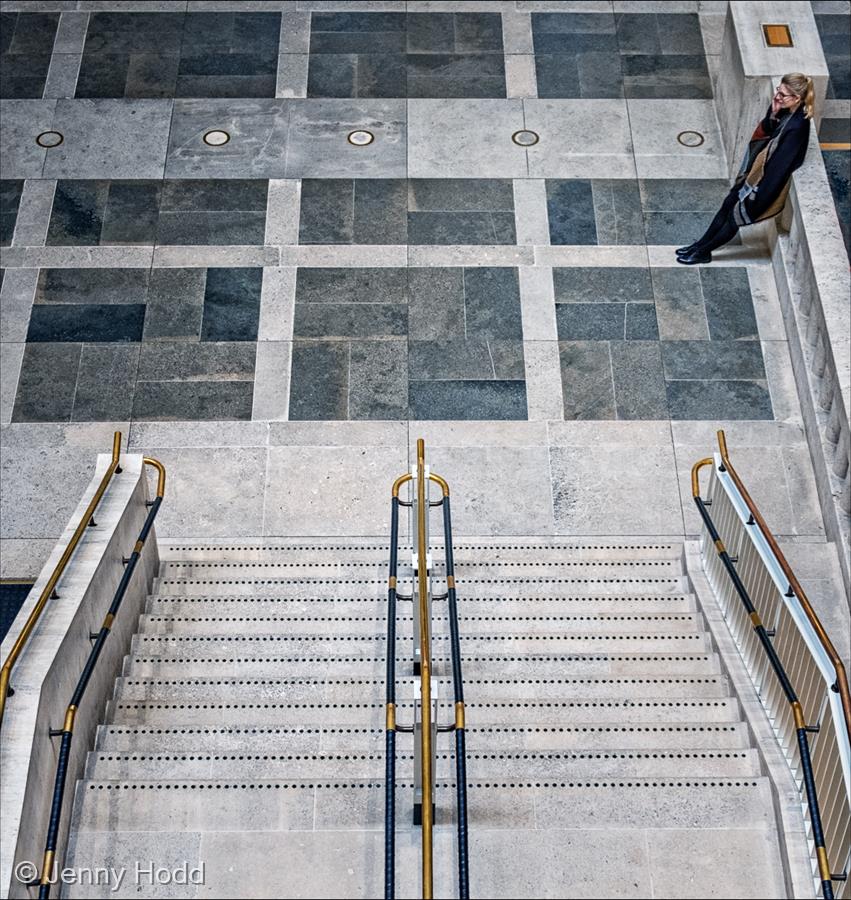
[37,456,166,899]
[0,431,123,730]
[385,440,469,900]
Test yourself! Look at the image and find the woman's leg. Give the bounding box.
[692,191,739,249]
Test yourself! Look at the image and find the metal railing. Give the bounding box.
[0,432,124,730]
[35,456,166,899]
[693,430,850,900]
[385,439,469,900]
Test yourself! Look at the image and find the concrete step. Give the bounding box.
[84,747,761,781]
[95,721,753,754]
[112,674,730,704]
[134,611,706,637]
[68,776,778,835]
[123,651,723,679]
[160,542,683,564]
[130,631,713,657]
[159,559,684,580]
[105,696,741,728]
[145,594,700,615]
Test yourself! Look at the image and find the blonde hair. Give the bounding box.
[781,72,815,119]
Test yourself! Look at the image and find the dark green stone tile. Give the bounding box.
[85,12,184,54]
[311,31,405,54]
[136,341,255,381]
[407,211,515,244]
[409,338,524,381]
[159,179,268,212]
[666,379,773,420]
[296,267,408,305]
[72,343,139,421]
[12,342,80,422]
[408,179,514,212]
[408,267,464,340]
[639,179,728,212]
[532,13,616,35]
[0,179,23,245]
[131,381,254,421]
[5,12,59,55]
[308,55,356,98]
[592,180,644,244]
[143,268,206,341]
[650,267,709,340]
[201,267,262,342]
[353,179,407,243]
[75,52,132,98]
[559,340,615,420]
[699,268,758,340]
[156,211,266,245]
[349,340,408,419]
[625,303,658,340]
[293,303,407,339]
[355,54,407,99]
[299,179,354,244]
[36,268,150,306]
[289,340,349,420]
[26,304,145,343]
[311,12,407,33]
[47,181,110,246]
[406,13,454,53]
[533,54,582,100]
[546,180,597,244]
[454,13,503,52]
[463,267,522,339]
[661,340,766,380]
[175,74,276,99]
[611,341,668,419]
[178,50,277,78]
[409,379,527,420]
[101,181,161,244]
[556,303,625,340]
[553,267,653,303]
[124,52,180,98]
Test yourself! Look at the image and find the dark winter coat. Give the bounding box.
[733,104,811,226]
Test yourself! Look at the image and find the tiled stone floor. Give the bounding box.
[0,0,842,561]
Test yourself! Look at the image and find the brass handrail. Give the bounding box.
[0,431,123,729]
[416,438,434,900]
[716,429,851,741]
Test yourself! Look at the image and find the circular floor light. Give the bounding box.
[36,131,63,148]
[512,130,540,147]
[203,130,231,146]
[347,130,375,146]
[676,130,705,148]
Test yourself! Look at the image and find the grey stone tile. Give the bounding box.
[36,267,150,305]
[409,379,527,420]
[518,265,558,340]
[651,266,709,340]
[42,99,172,179]
[296,266,407,304]
[285,99,406,178]
[131,380,254,420]
[667,379,773,420]
[559,340,615,420]
[0,267,38,342]
[293,302,406,339]
[624,301,658,339]
[298,178,353,244]
[513,180,549,245]
[288,340,348,419]
[556,302,625,340]
[11,341,80,422]
[200,266,263,342]
[661,340,767,381]
[348,339,407,419]
[407,266,463,340]
[10,179,56,246]
[552,266,653,303]
[142,268,206,341]
[166,99,290,179]
[251,340,290,420]
[265,179,300,246]
[71,342,139,421]
[0,340,24,424]
[463,266,522,339]
[276,52,308,98]
[53,10,89,53]
[611,340,668,418]
[258,266,295,342]
[699,267,758,340]
[0,99,55,178]
[546,180,596,245]
[136,341,255,381]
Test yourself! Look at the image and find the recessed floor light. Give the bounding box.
[36,131,63,148]
[677,130,705,148]
[512,130,540,147]
[203,130,230,146]
[347,130,375,146]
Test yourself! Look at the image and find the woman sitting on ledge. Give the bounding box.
[677,71,814,265]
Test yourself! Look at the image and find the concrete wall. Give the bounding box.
[0,454,160,899]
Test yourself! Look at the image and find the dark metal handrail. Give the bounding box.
[36,457,166,899]
[692,454,836,900]
[0,432,123,729]
[384,442,469,900]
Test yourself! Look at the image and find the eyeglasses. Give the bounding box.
[774,86,798,101]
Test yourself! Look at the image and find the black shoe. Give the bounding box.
[676,249,712,265]
[676,243,697,255]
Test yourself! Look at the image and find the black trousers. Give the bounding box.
[693,189,742,253]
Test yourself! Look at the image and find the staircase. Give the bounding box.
[63,540,789,899]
